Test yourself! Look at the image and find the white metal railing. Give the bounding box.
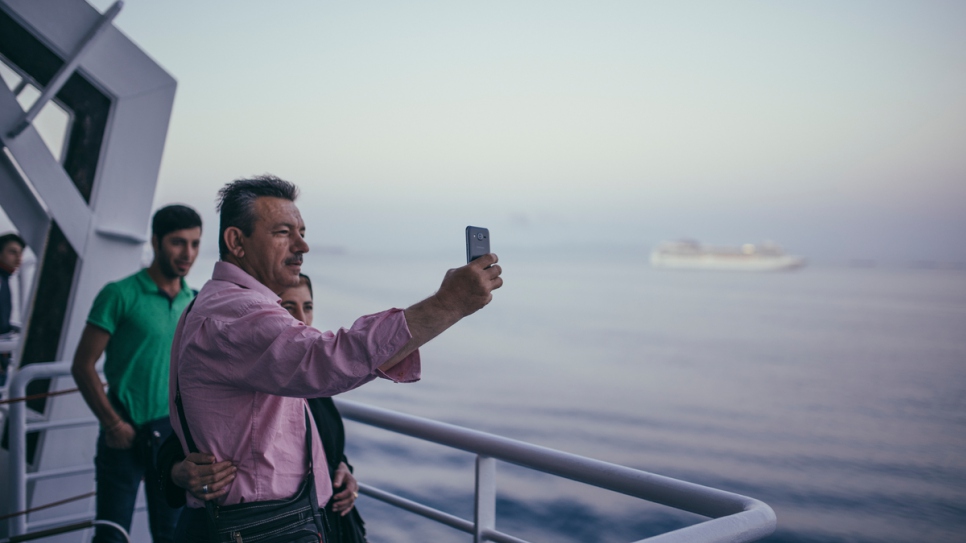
[3,361,110,539]
[4,362,776,543]
[335,401,776,543]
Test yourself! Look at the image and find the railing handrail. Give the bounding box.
[334,399,776,543]
[4,361,776,543]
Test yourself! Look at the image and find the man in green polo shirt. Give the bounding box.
[72,205,202,543]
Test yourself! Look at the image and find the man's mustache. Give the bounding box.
[285,256,303,266]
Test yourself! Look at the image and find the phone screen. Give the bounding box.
[465,226,490,263]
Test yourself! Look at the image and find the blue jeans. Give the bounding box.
[93,417,181,543]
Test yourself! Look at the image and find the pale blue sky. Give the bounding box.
[61,1,966,262]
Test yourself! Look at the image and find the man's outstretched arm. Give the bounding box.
[380,253,503,372]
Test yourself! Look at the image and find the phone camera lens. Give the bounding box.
[476,232,485,240]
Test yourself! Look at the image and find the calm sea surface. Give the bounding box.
[291,248,966,543]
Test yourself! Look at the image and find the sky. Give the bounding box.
[5,0,966,264]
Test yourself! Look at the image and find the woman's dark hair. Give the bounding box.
[216,175,299,259]
[299,273,313,299]
[152,205,202,242]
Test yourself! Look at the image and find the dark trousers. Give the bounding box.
[93,417,181,543]
[172,507,208,543]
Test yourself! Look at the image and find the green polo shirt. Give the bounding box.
[87,269,194,426]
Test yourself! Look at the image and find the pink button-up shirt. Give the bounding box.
[169,262,420,508]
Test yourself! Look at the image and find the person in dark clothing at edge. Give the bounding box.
[0,232,26,389]
[157,273,368,542]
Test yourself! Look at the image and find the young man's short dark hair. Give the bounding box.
[152,205,202,243]
[0,232,26,252]
[216,175,299,259]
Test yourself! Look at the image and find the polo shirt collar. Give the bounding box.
[135,268,192,299]
[212,261,280,301]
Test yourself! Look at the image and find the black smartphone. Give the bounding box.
[465,226,490,263]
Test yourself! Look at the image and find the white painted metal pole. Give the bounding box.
[474,456,497,543]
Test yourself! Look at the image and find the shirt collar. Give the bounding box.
[135,268,192,299]
[212,261,280,301]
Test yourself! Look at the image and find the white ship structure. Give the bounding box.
[650,240,806,271]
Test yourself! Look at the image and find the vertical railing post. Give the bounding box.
[8,364,32,536]
[474,455,496,543]
[5,362,74,537]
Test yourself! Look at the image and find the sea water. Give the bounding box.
[296,247,965,543]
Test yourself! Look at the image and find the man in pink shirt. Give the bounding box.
[170,175,502,542]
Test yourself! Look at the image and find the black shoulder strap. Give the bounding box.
[174,298,199,453]
[174,387,199,453]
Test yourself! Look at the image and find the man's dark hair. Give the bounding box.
[0,232,26,252]
[217,175,299,259]
[152,205,202,243]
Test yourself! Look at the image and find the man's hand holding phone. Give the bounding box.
[379,229,503,373]
[436,253,503,318]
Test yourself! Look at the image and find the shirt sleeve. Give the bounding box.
[87,283,123,334]
[208,302,421,398]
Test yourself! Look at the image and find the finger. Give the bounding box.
[469,253,498,269]
[332,471,345,488]
[332,488,353,501]
[185,452,218,465]
[331,496,354,513]
[347,480,359,494]
[187,461,234,484]
[190,483,229,501]
[203,485,230,500]
[206,470,236,492]
[207,461,236,477]
[485,264,502,279]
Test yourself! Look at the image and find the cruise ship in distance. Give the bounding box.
[650,240,806,271]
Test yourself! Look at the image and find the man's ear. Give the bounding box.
[151,234,160,255]
[223,227,246,258]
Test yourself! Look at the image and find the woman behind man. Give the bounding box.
[157,274,367,542]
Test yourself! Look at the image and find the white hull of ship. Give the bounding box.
[650,253,806,271]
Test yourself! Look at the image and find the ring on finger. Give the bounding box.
[202,484,209,494]
[352,491,358,499]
